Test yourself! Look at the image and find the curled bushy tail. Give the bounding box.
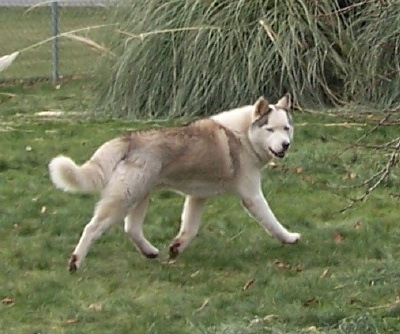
[48,156,105,193]
[49,138,128,194]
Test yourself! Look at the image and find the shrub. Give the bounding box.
[95,0,400,118]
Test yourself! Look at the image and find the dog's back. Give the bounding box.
[49,118,245,196]
[119,119,244,195]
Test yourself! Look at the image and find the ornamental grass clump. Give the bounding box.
[96,0,400,118]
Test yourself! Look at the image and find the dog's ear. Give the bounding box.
[276,93,291,110]
[253,96,269,119]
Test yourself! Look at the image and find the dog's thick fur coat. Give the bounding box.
[49,94,300,271]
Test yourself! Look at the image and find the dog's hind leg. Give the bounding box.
[69,163,159,271]
[169,196,207,258]
[69,196,129,272]
[124,196,159,258]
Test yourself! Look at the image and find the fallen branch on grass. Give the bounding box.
[339,136,400,213]
[193,298,209,314]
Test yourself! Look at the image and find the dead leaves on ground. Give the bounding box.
[344,172,357,180]
[2,297,14,306]
[242,278,255,291]
[320,268,329,279]
[293,167,303,174]
[274,260,292,270]
[88,302,104,311]
[274,260,303,273]
[242,260,304,293]
[267,161,303,175]
[333,230,345,243]
[332,220,362,244]
[55,302,103,328]
[303,297,320,307]
[267,161,319,185]
[248,314,279,327]
[65,318,79,325]
[353,220,362,229]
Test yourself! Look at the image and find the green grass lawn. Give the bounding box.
[0,79,399,333]
[0,7,112,80]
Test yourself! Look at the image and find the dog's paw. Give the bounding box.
[139,243,159,259]
[282,232,301,244]
[69,254,78,272]
[168,241,181,259]
[143,249,159,259]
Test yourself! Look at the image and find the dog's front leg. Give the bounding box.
[169,196,207,258]
[241,191,300,244]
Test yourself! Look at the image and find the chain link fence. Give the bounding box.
[0,0,115,81]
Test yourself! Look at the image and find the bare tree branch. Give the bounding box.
[339,136,400,213]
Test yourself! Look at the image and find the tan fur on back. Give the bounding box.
[117,119,245,196]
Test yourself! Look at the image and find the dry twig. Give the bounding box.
[339,136,400,213]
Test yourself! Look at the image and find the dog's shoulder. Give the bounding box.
[211,105,254,132]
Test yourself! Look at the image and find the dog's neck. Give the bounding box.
[212,105,271,166]
[211,105,254,132]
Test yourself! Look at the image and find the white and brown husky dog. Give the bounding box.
[49,94,300,271]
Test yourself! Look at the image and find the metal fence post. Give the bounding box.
[51,1,59,83]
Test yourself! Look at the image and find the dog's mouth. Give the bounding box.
[269,147,285,158]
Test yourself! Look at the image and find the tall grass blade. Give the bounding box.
[63,33,115,57]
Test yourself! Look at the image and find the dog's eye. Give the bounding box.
[284,126,290,131]
[266,128,274,133]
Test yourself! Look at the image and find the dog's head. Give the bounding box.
[248,94,293,161]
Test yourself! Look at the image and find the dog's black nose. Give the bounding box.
[282,142,290,151]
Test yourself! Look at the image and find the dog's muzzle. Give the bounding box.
[269,142,290,158]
